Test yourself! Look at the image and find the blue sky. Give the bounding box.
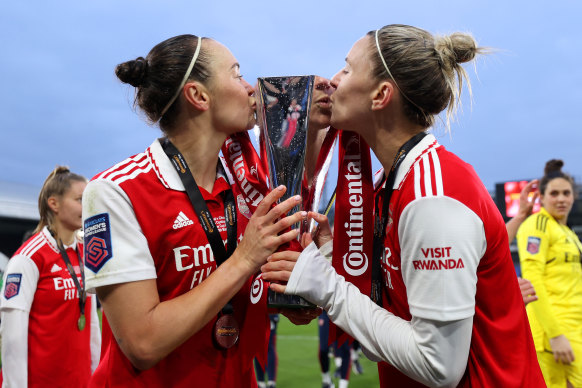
[1,0,581,194]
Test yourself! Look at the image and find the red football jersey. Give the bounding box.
[0,228,93,387]
[376,134,544,387]
[82,139,268,388]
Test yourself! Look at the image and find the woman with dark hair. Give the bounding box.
[262,25,545,387]
[518,159,582,387]
[82,34,311,387]
[0,166,100,387]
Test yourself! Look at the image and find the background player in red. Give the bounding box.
[262,24,545,387]
[0,166,100,387]
[82,34,316,387]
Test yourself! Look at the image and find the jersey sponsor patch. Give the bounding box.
[84,213,113,273]
[527,236,541,254]
[4,274,22,299]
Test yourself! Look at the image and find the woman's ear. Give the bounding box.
[371,81,394,110]
[47,196,59,214]
[183,82,210,111]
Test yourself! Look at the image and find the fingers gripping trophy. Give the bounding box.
[256,75,335,308]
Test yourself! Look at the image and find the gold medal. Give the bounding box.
[213,314,239,349]
[78,314,86,331]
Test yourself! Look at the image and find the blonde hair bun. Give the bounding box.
[434,33,478,67]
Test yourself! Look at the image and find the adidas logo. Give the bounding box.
[51,263,62,273]
[173,211,194,230]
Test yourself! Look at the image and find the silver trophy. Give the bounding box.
[256,75,316,308]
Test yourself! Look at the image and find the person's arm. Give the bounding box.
[269,243,472,387]
[265,197,484,387]
[517,217,573,363]
[506,179,539,242]
[96,187,305,370]
[1,309,29,387]
[89,294,101,372]
[0,255,40,388]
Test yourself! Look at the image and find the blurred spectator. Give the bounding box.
[255,314,279,388]
[506,179,539,242]
[351,341,364,375]
[319,311,351,388]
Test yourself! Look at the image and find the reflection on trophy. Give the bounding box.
[256,75,315,308]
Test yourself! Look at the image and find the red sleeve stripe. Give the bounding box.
[413,145,443,199]
[104,153,149,182]
[95,153,148,181]
[21,234,46,257]
[112,163,153,185]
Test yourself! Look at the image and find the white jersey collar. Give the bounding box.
[393,132,438,189]
[41,226,81,253]
[374,132,439,191]
[148,139,227,192]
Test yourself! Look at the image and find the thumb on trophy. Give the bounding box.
[309,212,333,248]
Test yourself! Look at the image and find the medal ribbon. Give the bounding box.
[161,138,237,316]
[50,230,86,330]
[161,138,237,264]
[371,131,427,306]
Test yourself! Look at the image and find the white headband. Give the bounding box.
[374,29,423,113]
[159,36,203,120]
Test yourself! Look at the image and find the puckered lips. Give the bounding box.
[315,96,332,110]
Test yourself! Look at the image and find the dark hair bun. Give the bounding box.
[544,159,564,175]
[115,57,148,87]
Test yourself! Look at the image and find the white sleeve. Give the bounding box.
[1,255,39,312]
[82,179,156,292]
[400,196,484,321]
[1,309,30,388]
[0,256,39,388]
[89,294,101,372]
[286,243,472,387]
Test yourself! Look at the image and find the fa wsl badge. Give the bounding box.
[4,274,22,300]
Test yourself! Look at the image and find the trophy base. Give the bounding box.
[267,289,314,309]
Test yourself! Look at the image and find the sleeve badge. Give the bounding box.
[527,236,541,254]
[4,274,22,300]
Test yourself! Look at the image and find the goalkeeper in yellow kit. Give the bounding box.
[518,159,582,388]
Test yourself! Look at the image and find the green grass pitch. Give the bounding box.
[265,316,380,388]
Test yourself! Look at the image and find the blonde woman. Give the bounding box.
[0,166,100,387]
[263,24,545,387]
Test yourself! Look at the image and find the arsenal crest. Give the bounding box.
[527,236,541,254]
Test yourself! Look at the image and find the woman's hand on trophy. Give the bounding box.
[235,186,306,273]
[280,306,323,325]
[307,211,333,248]
[260,250,301,293]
